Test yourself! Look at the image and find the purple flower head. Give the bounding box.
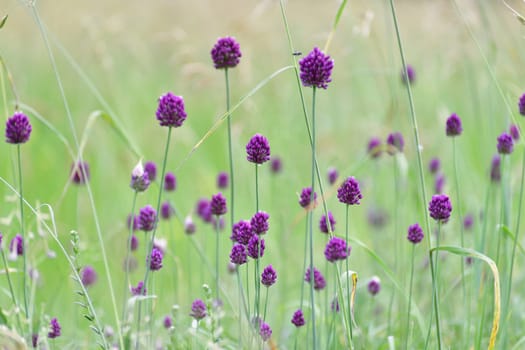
[190,299,207,320]
[386,132,405,154]
[0,233,2,247]
[510,124,520,141]
[331,298,340,313]
[247,235,265,259]
[210,192,227,216]
[231,220,253,245]
[299,47,334,89]
[217,171,229,189]
[131,281,146,296]
[490,155,501,183]
[139,205,157,232]
[47,318,61,339]
[196,198,213,223]
[463,214,474,231]
[291,309,305,327]
[367,276,381,296]
[184,216,196,234]
[497,132,514,154]
[337,176,362,205]
[144,161,157,181]
[127,214,139,232]
[304,267,326,291]
[130,234,139,251]
[429,194,452,222]
[519,93,525,116]
[299,187,317,209]
[446,113,463,137]
[407,223,424,244]
[251,211,270,235]
[246,134,271,164]
[81,265,97,287]
[319,211,336,234]
[148,247,163,271]
[156,92,187,128]
[261,265,277,287]
[270,157,282,174]
[211,37,242,69]
[32,333,38,348]
[402,64,416,84]
[434,173,445,194]
[160,201,175,220]
[260,322,272,342]
[324,237,349,262]
[130,161,150,192]
[368,137,382,158]
[164,172,177,192]
[230,243,247,265]
[327,167,339,185]
[9,234,23,257]
[429,157,441,175]
[6,112,32,144]
[163,316,173,329]
[70,161,90,185]
[367,206,389,228]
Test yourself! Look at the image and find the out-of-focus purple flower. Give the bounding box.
[435,173,445,194]
[368,137,382,159]
[144,161,157,182]
[70,161,90,185]
[337,176,362,205]
[156,92,187,128]
[148,247,163,271]
[324,237,349,262]
[299,187,317,209]
[490,155,501,183]
[367,206,389,228]
[510,124,520,141]
[261,265,277,287]
[407,223,424,244]
[211,37,242,69]
[270,157,282,174]
[230,243,247,265]
[164,172,177,192]
[402,64,415,84]
[327,167,339,185]
[231,220,253,245]
[463,214,474,231]
[446,113,463,137]
[246,134,271,164]
[160,201,175,220]
[130,234,139,251]
[81,265,97,287]
[251,211,269,235]
[386,132,404,154]
[291,309,305,327]
[47,318,61,339]
[247,235,265,259]
[184,216,196,234]
[331,298,340,313]
[163,316,173,329]
[367,276,381,296]
[429,157,440,175]
[260,322,272,342]
[196,198,213,223]
[518,93,525,116]
[5,112,32,144]
[127,214,139,232]
[9,234,23,258]
[32,333,38,348]
[190,299,207,320]
[429,194,452,223]
[497,133,514,154]
[130,161,150,192]
[217,172,229,189]
[139,205,157,232]
[319,211,335,234]
[210,193,227,216]
[304,267,326,291]
[299,47,334,89]
[131,281,146,296]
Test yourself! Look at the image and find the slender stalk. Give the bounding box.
[215,216,220,303]
[16,145,29,322]
[299,219,308,310]
[225,68,235,232]
[405,244,416,349]
[122,191,138,323]
[309,87,317,349]
[387,1,439,348]
[344,205,351,338]
[254,164,261,328]
[263,287,269,323]
[0,249,22,331]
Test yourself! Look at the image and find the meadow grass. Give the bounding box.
[1,0,525,349]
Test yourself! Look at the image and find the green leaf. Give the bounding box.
[0,15,7,29]
[0,307,8,326]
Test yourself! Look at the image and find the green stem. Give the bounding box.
[225,68,235,236]
[263,287,269,323]
[215,215,220,303]
[122,191,138,325]
[309,87,317,349]
[0,249,22,331]
[255,164,261,328]
[16,145,29,322]
[334,263,353,349]
[405,244,416,349]
[344,205,351,339]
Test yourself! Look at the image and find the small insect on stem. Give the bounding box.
[293,51,302,56]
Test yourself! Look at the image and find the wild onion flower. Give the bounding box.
[163,316,173,329]
[324,237,349,262]
[32,334,38,348]
[463,214,474,231]
[211,37,242,69]
[304,267,326,291]
[446,113,463,136]
[9,234,23,257]
[519,93,525,116]
[70,161,90,184]
[435,173,445,194]
[510,124,520,141]
[5,112,32,144]
[327,167,339,185]
[270,157,282,174]
[260,322,272,341]
[231,220,253,245]
[229,243,247,265]
[148,247,163,271]
[190,299,207,320]
[367,276,381,296]
[156,92,187,128]
[217,172,229,189]
[299,187,317,208]
[497,132,514,154]
[319,211,335,234]
[81,265,97,287]
[401,64,415,84]
[261,265,277,287]
[337,176,362,205]
[407,223,424,244]
[130,161,150,192]
[160,201,174,220]
[196,198,213,223]
[130,234,138,251]
[164,172,176,191]
[429,157,441,175]
[299,47,334,89]
[291,309,305,327]
[368,137,382,158]
[490,155,501,183]
[386,132,404,154]
[131,281,146,296]
[247,235,265,259]
[251,211,269,235]
[210,192,227,216]
[428,194,452,222]
[47,318,61,339]
[144,161,157,181]
[184,216,196,234]
[246,134,271,164]
[139,205,157,232]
